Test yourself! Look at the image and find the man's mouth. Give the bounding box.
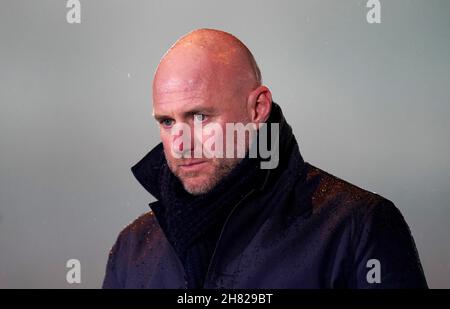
[178,160,207,171]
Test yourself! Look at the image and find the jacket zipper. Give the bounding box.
[203,188,257,288]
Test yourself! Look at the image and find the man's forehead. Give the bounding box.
[154,76,209,96]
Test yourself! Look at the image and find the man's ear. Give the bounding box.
[247,86,272,125]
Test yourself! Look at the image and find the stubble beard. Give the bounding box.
[167,157,243,195]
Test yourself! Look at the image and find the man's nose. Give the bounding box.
[171,126,201,158]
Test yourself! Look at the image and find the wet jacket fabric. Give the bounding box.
[102,103,428,289]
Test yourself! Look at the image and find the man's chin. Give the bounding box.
[180,176,215,195]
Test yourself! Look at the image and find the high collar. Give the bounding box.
[131,102,305,203]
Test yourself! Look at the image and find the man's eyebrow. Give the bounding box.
[153,106,216,121]
[153,113,169,121]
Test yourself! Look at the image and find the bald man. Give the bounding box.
[102,29,427,289]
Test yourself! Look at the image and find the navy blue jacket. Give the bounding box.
[103,105,427,289]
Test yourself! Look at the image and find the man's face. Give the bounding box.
[153,61,252,195]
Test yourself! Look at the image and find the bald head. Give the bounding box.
[153,28,262,102]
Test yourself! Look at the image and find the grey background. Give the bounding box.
[0,0,449,288]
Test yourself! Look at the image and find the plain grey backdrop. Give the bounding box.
[0,0,449,288]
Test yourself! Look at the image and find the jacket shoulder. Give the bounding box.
[116,202,162,243]
[102,202,167,288]
[301,162,393,213]
[299,164,424,265]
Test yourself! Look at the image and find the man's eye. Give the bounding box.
[161,119,174,127]
[193,114,207,122]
